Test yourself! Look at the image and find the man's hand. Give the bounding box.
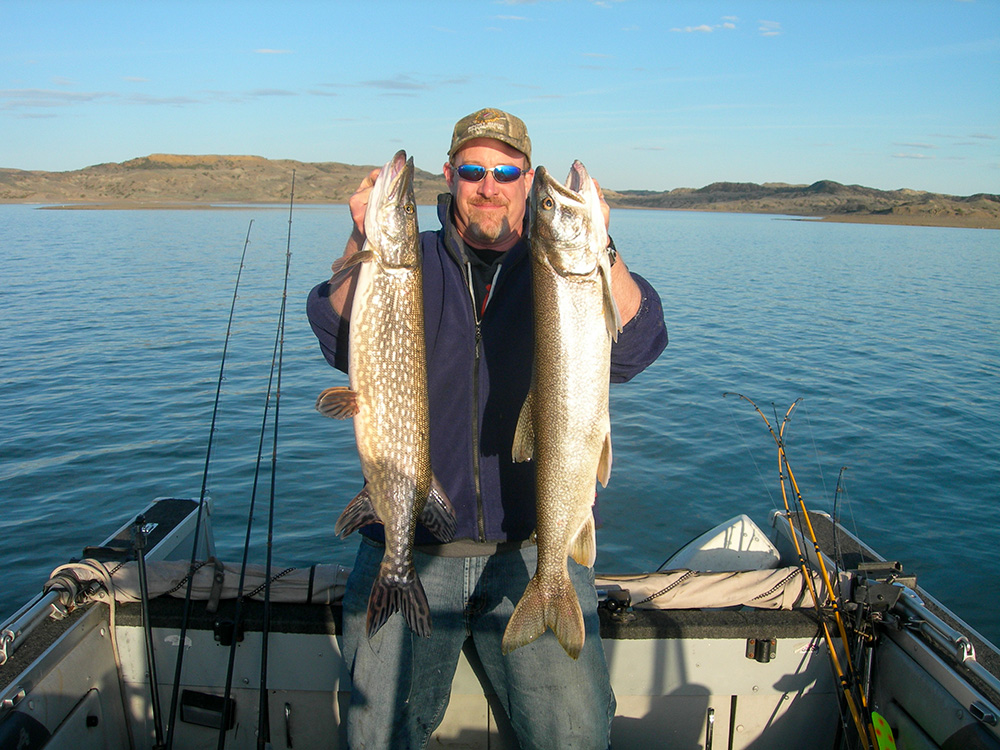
[591,176,641,325]
[347,167,381,249]
[329,167,381,318]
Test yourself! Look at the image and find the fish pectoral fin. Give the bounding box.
[420,474,458,543]
[599,257,623,342]
[502,573,585,659]
[330,249,374,285]
[569,514,597,568]
[511,390,535,463]
[315,386,360,419]
[597,432,612,488]
[334,486,381,538]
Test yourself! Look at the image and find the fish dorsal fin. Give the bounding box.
[511,388,535,463]
[569,514,597,568]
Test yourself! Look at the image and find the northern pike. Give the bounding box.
[316,150,456,638]
[504,160,622,659]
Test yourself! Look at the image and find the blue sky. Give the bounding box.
[2,0,998,196]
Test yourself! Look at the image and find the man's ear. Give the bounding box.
[443,162,455,190]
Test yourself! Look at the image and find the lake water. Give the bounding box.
[1,203,997,645]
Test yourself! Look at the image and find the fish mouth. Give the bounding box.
[384,149,414,205]
[566,160,592,196]
[534,163,591,206]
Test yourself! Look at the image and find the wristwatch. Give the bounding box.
[606,235,618,267]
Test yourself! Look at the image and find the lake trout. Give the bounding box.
[504,160,622,659]
[315,150,455,638]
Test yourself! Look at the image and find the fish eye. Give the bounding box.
[541,197,554,210]
[405,203,415,215]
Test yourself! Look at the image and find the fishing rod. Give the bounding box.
[724,393,879,750]
[164,220,255,750]
[216,277,284,750]
[257,170,296,750]
[134,515,165,749]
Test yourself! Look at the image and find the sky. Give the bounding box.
[2,0,998,196]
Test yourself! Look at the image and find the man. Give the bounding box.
[307,108,667,748]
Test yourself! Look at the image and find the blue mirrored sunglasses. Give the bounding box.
[455,164,525,183]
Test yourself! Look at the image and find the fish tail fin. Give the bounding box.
[334,487,380,538]
[502,573,585,659]
[367,562,432,638]
[419,474,457,542]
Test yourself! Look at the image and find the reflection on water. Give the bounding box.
[1,205,997,644]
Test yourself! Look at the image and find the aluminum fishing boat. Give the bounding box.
[2,496,998,749]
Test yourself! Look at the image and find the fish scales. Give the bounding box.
[316,150,455,638]
[504,160,621,659]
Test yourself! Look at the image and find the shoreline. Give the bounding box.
[2,199,996,230]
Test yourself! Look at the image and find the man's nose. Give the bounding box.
[477,172,500,197]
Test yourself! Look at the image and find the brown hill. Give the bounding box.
[1,154,996,229]
[603,180,999,229]
[0,153,448,206]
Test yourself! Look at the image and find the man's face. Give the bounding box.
[443,138,533,252]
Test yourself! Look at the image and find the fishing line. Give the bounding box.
[165,220,255,750]
[735,394,879,750]
[216,285,284,750]
[803,404,830,506]
[257,170,296,750]
[723,392,777,509]
[833,467,848,576]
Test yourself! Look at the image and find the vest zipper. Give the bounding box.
[464,262,487,541]
[472,323,486,542]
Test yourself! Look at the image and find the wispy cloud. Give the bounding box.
[893,153,934,160]
[759,20,782,37]
[255,49,292,55]
[0,85,307,114]
[123,76,149,83]
[896,142,938,149]
[247,88,297,97]
[126,93,201,106]
[671,18,738,33]
[359,75,430,91]
[0,88,112,110]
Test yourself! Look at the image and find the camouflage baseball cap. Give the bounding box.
[448,108,532,166]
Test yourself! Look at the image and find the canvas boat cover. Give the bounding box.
[46,558,823,611]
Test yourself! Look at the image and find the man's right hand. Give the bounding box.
[347,167,381,249]
[328,167,382,318]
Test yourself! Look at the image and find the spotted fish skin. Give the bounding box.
[504,161,621,659]
[316,150,455,638]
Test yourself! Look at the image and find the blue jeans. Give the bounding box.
[341,538,615,749]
